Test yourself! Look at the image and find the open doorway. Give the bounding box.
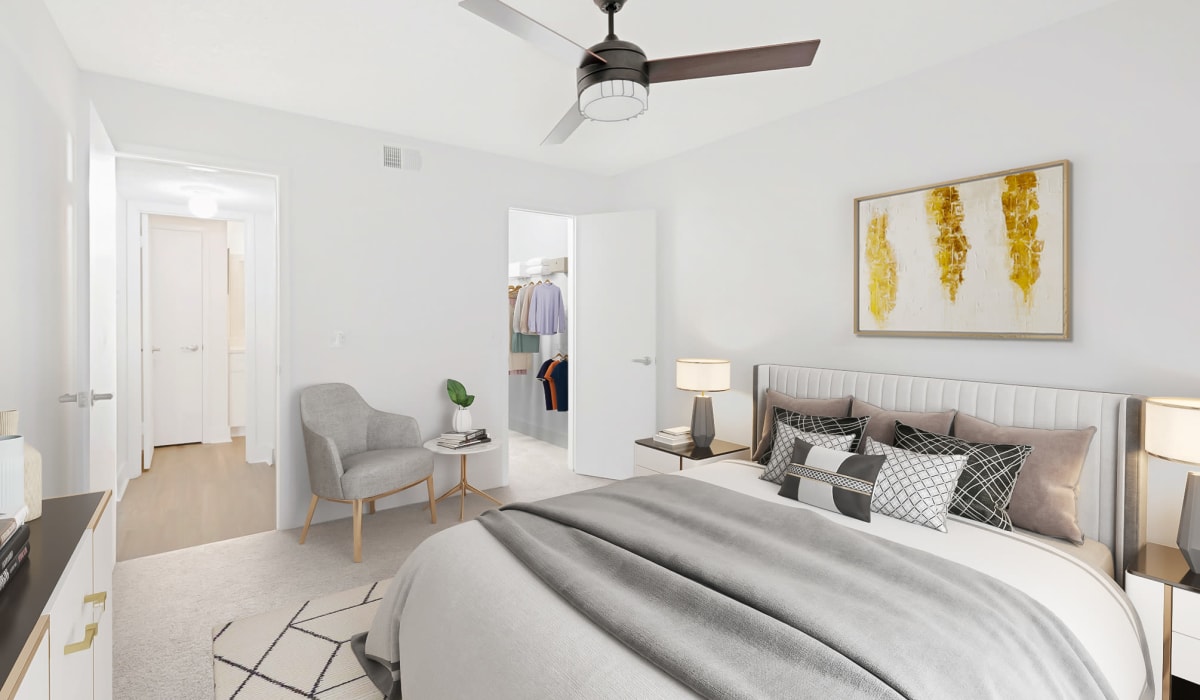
[113,158,279,560]
[508,209,573,475]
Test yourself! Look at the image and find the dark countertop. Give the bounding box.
[0,492,105,689]
[635,437,750,461]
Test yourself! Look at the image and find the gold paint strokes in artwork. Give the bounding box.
[1001,172,1043,305]
[925,186,970,302]
[865,212,898,326]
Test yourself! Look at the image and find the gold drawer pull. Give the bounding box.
[84,591,107,611]
[64,623,98,655]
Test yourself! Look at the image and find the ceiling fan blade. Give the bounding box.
[542,102,585,145]
[459,0,604,67]
[646,40,820,84]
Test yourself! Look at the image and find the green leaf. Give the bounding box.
[446,379,467,406]
[462,394,475,407]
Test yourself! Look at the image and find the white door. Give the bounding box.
[151,227,204,446]
[570,211,656,479]
[140,214,153,469]
[88,106,118,493]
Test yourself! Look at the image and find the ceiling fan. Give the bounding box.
[459,0,821,145]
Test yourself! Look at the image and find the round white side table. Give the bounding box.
[423,438,503,521]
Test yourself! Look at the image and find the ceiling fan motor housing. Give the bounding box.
[576,39,649,96]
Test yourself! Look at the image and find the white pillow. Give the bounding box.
[864,437,968,533]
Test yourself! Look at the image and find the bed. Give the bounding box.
[357,365,1154,699]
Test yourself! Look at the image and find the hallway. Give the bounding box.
[117,438,275,560]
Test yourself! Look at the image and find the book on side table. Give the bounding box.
[437,428,491,449]
[654,426,693,447]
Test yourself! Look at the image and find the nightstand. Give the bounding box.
[634,438,750,474]
[1126,543,1200,700]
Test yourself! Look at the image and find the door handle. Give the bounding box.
[59,393,79,404]
[181,345,199,352]
[151,346,161,353]
[631,356,652,366]
[91,392,114,405]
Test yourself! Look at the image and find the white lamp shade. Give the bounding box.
[1146,397,1200,466]
[579,80,648,122]
[676,359,731,393]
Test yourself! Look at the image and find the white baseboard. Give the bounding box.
[230,426,246,437]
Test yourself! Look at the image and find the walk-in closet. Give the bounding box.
[508,209,572,471]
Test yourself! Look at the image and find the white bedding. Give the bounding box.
[385,461,1151,699]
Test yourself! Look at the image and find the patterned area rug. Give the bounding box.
[212,580,391,699]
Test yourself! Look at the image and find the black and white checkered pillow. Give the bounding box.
[864,438,968,532]
[778,438,886,522]
[758,407,870,484]
[894,422,1033,531]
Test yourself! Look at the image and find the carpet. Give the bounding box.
[212,580,391,699]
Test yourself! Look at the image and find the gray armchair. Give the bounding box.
[299,383,436,562]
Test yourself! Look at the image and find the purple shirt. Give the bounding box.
[527,283,565,335]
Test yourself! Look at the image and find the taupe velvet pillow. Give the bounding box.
[850,400,956,448]
[752,390,852,460]
[952,413,1097,544]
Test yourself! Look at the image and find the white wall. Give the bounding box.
[616,0,1200,543]
[508,210,571,446]
[0,0,90,498]
[85,74,616,529]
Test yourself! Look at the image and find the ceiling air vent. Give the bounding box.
[383,145,422,171]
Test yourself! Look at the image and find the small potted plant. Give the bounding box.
[446,379,475,431]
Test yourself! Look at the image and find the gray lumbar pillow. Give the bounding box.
[778,438,885,522]
[952,413,1096,544]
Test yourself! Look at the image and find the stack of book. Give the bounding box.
[0,505,31,596]
[653,426,693,447]
[437,428,491,449]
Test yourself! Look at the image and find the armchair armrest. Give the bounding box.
[368,410,422,450]
[302,424,345,499]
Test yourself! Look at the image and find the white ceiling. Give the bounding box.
[116,158,276,214]
[46,0,1116,175]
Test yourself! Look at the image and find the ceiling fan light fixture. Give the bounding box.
[578,79,648,122]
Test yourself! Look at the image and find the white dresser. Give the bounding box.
[0,491,115,700]
[1125,542,1200,700]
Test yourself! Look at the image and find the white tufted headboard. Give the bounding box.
[753,365,1147,582]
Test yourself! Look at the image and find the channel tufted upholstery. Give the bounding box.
[752,365,1145,582]
[299,383,436,562]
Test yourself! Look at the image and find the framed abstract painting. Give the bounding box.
[854,160,1070,339]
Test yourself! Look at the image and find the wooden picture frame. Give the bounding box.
[853,160,1070,339]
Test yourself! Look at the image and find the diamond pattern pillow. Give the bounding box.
[863,438,968,532]
[894,422,1033,532]
[757,407,869,483]
[760,423,856,484]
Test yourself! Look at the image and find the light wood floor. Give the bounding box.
[117,438,275,561]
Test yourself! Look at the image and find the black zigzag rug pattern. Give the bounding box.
[212,579,391,699]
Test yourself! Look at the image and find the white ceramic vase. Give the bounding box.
[0,435,25,515]
[452,407,473,432]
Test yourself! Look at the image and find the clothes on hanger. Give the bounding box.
[527,281,565,335]
[507,288,532,375]
[535,355,569,412]
[510,283,539,353]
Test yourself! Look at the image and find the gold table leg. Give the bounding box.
[430,453,504,521]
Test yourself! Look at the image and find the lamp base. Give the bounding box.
[690,395,715,449]
[1179,472,1200,573]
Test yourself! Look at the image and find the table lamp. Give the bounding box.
[1145,397,1200,572]
[676,359,731,449]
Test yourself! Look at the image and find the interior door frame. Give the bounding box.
[114,147,288,530]
[507,207,579,478]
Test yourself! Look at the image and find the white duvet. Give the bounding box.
[385,460,1151,699]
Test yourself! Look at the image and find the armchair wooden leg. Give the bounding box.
[299,495,318,544]
[368,499,376,515]
[352,499,363,563]
[426,475,437,525]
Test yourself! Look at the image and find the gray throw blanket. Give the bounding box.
[358,475,1118,699]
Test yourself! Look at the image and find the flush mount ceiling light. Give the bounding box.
[185,187,220,218]
[459,0,821,144]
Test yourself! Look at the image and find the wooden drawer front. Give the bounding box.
[12,625,49,700]
[1174,632,1200,685]
[1175,589,1200,640]
[48,532,93,700]
[635,445,681,474]
[92,497,115,700]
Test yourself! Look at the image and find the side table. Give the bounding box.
[423,439,503,522]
